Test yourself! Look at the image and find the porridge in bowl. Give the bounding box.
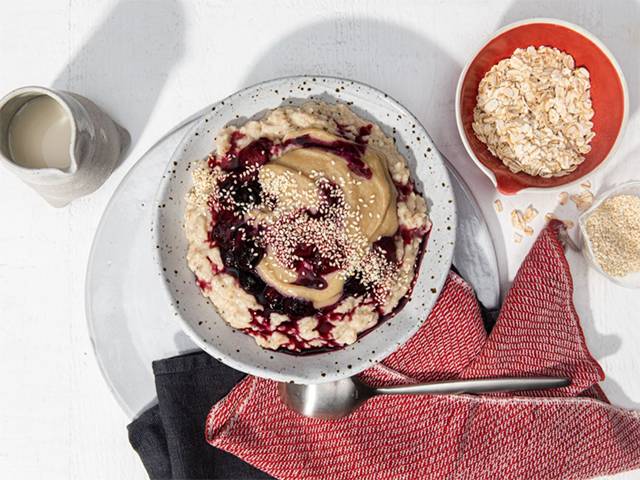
[184,102,430,352]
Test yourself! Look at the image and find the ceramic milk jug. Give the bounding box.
[0,86,129,207]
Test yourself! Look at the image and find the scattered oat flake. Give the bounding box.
[559,192,569,205]
[523,204,538,222]
[545,212,557,222]
[524,225,534,236]
[511,209,526,232]
[570,190,594,211]
[514,232,523,243]
[494,199,503,213]
[580,180,592,189]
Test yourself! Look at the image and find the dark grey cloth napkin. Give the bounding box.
[127,351,273,480]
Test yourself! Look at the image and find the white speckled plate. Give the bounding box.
[154,76,456,384]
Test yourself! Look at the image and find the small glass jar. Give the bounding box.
[578,180,640,288]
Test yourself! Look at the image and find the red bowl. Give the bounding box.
[456,19,628,195]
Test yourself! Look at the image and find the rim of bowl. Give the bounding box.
[455,17,630,195]
[152,75,456,384]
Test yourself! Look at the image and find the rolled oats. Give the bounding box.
[523,204,538,222]
[472,46,595,177]
[570,190,594,211]
[559,191,569,205]
[511,209,527,232]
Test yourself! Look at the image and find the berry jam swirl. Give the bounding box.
[185,103,430,352]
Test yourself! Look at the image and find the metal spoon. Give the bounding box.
[279,376,571,419]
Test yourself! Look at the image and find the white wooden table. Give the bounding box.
[1,1,638,479]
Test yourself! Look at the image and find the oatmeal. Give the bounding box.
[472,46,595,177]
[184,102,430,351]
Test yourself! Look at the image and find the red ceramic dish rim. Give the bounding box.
[455,18,629,194]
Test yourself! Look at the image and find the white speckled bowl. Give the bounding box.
[154,76,456,383]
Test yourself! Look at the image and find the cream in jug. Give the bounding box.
[8,95,72,170]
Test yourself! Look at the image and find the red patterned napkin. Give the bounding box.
[204,221,640,480]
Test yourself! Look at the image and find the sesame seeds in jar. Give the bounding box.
[580,182,640,286]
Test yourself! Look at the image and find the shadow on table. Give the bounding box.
[241,17,464,159]
[53,0,185,166]
[174,330,199,354]
[500,0,640,116]
[600,145,640,191]
[241,17,509,291]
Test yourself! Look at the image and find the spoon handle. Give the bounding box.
[374,377,571,396]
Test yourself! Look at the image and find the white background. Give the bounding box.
[1,1,639,479]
